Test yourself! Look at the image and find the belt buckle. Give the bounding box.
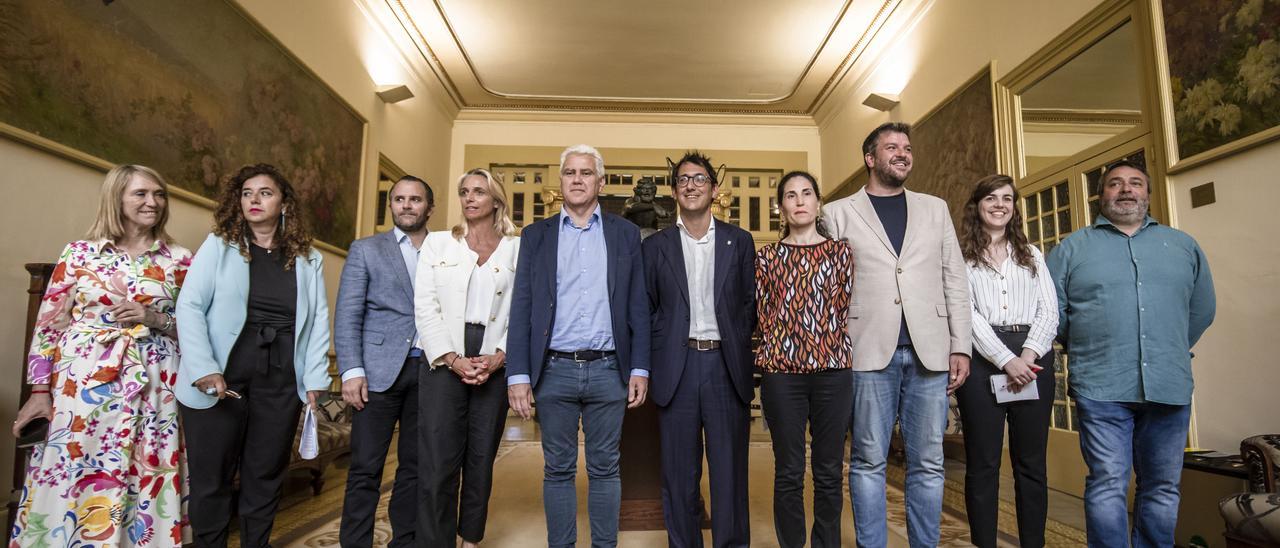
[572,351,589,362]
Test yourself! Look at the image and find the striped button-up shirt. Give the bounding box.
[1047,216,1215,405]
[966,243,1058,368]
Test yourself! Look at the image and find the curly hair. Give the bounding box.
[213,163,313,269]
[959,174,1037,275]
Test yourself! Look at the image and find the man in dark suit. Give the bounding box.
[643,152,756,548]
[335,175,433,547]
[506,144,651,548]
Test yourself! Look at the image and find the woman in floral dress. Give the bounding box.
[11,165,191,547]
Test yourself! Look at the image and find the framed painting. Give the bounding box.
[1159,0,1280,168]
[0,0,366,250]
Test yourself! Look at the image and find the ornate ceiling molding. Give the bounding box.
[384,0,903,116]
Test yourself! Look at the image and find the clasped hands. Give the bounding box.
[107,299,162,329]
[445,350,505,385]
[1001,349,1043,393]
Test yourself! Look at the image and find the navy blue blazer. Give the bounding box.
[643,219,757,407]
[506,211,651,388]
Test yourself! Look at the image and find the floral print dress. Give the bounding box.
[11,239,191,547]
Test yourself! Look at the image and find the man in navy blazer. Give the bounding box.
[334,176,433,547]
[643,152,756,548]
[507,144,650,548]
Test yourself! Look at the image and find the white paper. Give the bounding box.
[990,374,1039,403]
[299,406,319,460]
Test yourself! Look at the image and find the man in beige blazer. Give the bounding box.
[822,122,971,548]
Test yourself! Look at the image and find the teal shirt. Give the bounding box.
[1046,216,1215,405]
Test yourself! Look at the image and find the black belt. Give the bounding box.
[548,349,616,362]
[992,324,1031,333]
[249,323,294,375]
[687,339,721,351]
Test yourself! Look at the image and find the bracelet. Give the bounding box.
[29,388,49,394]
[160,314,174,331]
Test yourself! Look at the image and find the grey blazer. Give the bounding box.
[334,230,419,392]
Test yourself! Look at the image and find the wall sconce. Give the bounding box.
[862,92,900,111]
[376,84,414,104]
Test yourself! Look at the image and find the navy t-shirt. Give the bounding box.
[868,192,912,347]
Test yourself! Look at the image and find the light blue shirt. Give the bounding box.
[341,227,424,382]
[1047,215,1215,405]
[508,205,646,386]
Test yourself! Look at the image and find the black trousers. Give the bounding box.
[339,358,420,547]
[658,348,751,548]
[955,331,1055,548]
[417,324,509,547]
[760,368,853,548]
[180,335,303,548]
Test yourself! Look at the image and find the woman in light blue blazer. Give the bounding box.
[413,168,519,547]
[176,163,331,548]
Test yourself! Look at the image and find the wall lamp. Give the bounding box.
[376,84,414,104]
[863,92,900,111]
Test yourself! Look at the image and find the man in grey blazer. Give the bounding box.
[822,123,971,548]
[336,175,434,547]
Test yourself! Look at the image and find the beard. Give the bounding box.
[1099,196,1148,224]
[873,162,908,188]
[394,213,428,233]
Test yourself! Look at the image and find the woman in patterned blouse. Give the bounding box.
[11,165,192,546]
[755,171,854,548]
[955,174,1058,548]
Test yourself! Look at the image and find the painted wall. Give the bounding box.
[1168,140,1280,451]
[817,0,1107,185]
[0,0,456,499]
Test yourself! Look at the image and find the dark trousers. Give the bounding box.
[339,359,419,547]
[760,368,853,548]
[180,341,303,548]
[417,324,509,547]
[658,348,751,548]
[955,331,1055,548]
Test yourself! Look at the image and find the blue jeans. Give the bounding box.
[849,346,949,548]
[534,355,628,548]
[1074,395,1190,548]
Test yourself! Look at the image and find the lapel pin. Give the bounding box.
[727,240,732,246]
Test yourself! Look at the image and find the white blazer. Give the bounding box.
[413,231,520,366]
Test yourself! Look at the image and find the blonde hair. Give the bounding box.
[85,164,173,243]
[451,168,517,239]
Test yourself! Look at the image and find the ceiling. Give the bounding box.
[387,0,904,115]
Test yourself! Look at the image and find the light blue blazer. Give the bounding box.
[175,233,332,409]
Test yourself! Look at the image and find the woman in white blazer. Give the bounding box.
[413,168,520,548]
[175,164,331,547]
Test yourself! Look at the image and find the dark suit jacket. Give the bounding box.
[334,230,418,392]
[643,219,757,407]
[506,211,651,388]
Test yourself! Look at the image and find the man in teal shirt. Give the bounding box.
[1047,160,1215,547]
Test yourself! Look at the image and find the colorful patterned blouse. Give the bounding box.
[754,239,854,373]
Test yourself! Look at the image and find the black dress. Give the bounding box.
[182,244,303,548]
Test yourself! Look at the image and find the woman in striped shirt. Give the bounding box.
[755,171,854,548]
[956,174,1059,548]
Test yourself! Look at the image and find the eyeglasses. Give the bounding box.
[675,174,712,188]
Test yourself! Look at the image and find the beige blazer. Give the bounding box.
[413,231,520,367]
[822,188,971,372]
